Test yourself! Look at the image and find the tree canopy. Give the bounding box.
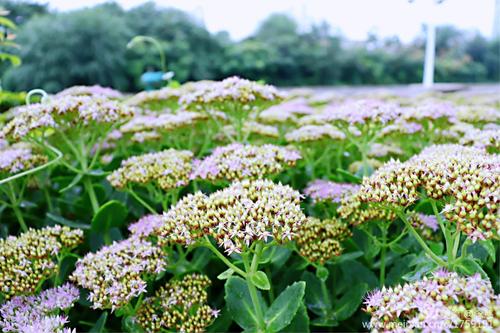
[1,1,498,92]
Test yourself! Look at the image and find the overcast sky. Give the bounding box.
[39,0,496,41]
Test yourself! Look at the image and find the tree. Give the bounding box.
[124,2,226,86]
[3,5,132,92]
[0,0,47,25]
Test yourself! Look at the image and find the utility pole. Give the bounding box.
[410,0,445,88]
[494,0,500,39]
[423,19,436,88]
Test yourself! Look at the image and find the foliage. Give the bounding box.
[0,78,498,332]
[3,5,131,92]
[1,2,498,92]
[0,90,25,112]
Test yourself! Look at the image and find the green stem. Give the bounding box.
[83,177,99,214]
[386,227,408,247]
[203,236,246,277]
[396,210,447,267]
[0,144,63,186]
[459,239,471,259]
[205,107,235,143]
[12,202,27,232]
[53,255,64,287]
[451,224,462,262]
[430,200,453,262]
[379,225,388,286]
[6,182,28,232]
[244,244,265,332]
[265,266,275,302]
[42,184,54,212]
[128,189,157,214]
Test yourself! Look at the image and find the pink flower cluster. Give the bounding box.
[190,143,301,181]
[364,270,500,332]
[304,179,360,204]
[0,283,79,333]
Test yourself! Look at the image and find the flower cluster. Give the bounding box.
[191,143,301,182]
[457,105,500,123]
[70,237,166,310]
[205,179,305,253]
[120,111,215,134]
[0,226,83,297]
[304,180,360,204]
[408,213,440,240]
[380,119,423,137]
[134,274,217,333]
[128,214,164,239]
[295,217,351,264]
[0,143,47,175]
[357,144,499,240]
[311,99,401,125]
[0,95,135,140]
[348,159,384,174]
[180,76,283,108]
[402,101,457,123]
[338,188,396,226]
[156,192,211,246]
[126,87,182,108]
[0,283,79,333]
[216,122,279,140]
[285,124,345,143]
[364,270,500,332]
[258,98,314,124]
[56,85,123,99]
[367,143,403,158]
[107,149,193,190]
[459,124,499,151]
[156,179,306,255]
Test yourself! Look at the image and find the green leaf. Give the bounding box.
[266,246,292,270]
[89,312,107,333]
[217,268,234,280]
[311,316,339,327]
[0,53,21,66]
[386,256,414,286]
[207,306,233,333]
[316,266,329,282]
[331,251,363,264]
[355,164,374,178]
[0,17,17,30]
[301,271,331,316]
[336,168,362,183]
[353,229,380,259]
[339,260,378,288]
[389,243,408,255]
[333,282,368,321]
[455,257,488,278]
[403,258,437,282]
[47,213,90,230]
[250,271,271,290]
[58,255,78,282]
[91,200,128,233]
[281,304,310,333]
[190,247,212,271]
[122,315,144,333]
[225,277,266,330]
[264,281,306,333]
[479,240,496,262]
[59,173,83,193]
[428,241,444,255]
[270,246,292,265]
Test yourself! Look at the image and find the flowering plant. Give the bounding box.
[0,80,498,333]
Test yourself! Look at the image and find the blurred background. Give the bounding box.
[0,0,498,93]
